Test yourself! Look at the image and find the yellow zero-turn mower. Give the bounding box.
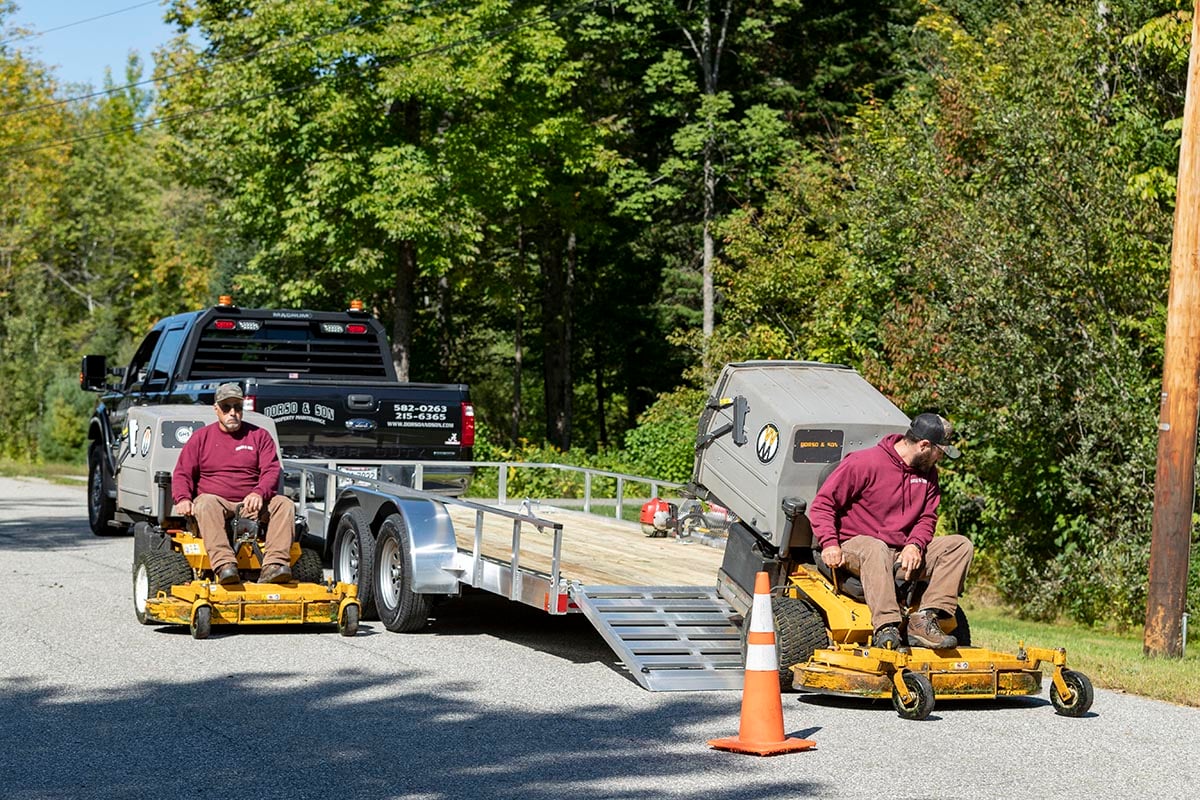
[764,560,1094,721]
[133,512,360,639]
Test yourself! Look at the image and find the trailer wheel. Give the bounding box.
[339,604,360,637]
[191,605,212,639]
[292,548,325,584]
[742,595,830,693]
[1050,669,1094,717]
[88,446,125,537]
[333,506,377,619]
[373,513,431,633]
[892,671,935,720]
[133,549,192,624]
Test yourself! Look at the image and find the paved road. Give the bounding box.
[1,477,1197,800]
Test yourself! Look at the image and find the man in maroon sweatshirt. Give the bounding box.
[808,413,973,650]
[172,383,295,585]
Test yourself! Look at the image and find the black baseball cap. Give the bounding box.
[908,413,961,459]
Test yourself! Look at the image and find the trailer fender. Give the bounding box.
[338,486,459,594]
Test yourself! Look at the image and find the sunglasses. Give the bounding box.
[218,402,244,413]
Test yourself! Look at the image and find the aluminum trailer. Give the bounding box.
[286,460,743,691]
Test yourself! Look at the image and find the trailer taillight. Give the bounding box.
[243,394,256,413]
[461,402,475,447]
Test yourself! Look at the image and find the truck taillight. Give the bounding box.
[214,319,236,330]
[461,402,475,447]
[346,323,368,334]
[244,395,256,413]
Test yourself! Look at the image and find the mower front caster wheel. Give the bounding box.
[339,604,360,637]
[191,605,212,639]
[892,671,935,720]
[1050,669,1094,717]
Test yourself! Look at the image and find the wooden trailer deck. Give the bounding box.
[444,503,725,587]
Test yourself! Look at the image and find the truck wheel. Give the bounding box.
[741,595,830,693]
[333,506,377,619]
[133,549,192,625]
[292,548,325,584]
[88,446,124,537]
[373,512,431,633]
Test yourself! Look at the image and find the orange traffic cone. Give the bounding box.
[708,571,816,756]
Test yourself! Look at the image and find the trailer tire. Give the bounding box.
[742,595,830,693]
[373,513,431,633]
[292,548,325,584]
[333,506,377,619]
[88,445,125,537]
[133,549,192,624]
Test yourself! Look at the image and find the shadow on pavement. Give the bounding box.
[0,669,820,800]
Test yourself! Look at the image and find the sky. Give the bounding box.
[4,0,179,89]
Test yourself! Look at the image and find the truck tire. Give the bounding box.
[373,512,431,633]
[88,445,124,537]
[742,595,830,693]
[133,549,192,624]
[333,506,377,619]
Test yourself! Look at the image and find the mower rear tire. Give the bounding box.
[950,606,971,647]
[1050,669,1094,717]
[292,547,325,584]
[742,595,830,693]
[133,549,192,624]
[333,506,376,618]
[373,513,432,633]
[191,605,212,639]
[892,670,935,720]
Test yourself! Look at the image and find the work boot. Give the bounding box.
[872,623,902,650]
[906,609,957,649]
[258,563,293,584]
[215,564,240,585]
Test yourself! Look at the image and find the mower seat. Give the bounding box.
[812,548,925,604]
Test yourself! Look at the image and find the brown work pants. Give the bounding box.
[839,534,974,628]
[193,494,295,573]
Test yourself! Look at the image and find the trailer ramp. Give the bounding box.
[573,585,744,691]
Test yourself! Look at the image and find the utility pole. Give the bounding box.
[1145,3,1200,658]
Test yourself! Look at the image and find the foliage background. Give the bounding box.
[1,0,1196,628]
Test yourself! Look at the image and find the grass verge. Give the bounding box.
[962,597,1200,708]
[0,459,86,485]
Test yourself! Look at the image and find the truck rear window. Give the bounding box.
[187,320,390,379]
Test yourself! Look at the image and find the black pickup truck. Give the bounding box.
[81,299,474,536]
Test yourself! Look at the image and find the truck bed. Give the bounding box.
[444,504,724,587]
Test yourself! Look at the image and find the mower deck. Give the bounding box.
[793,641,1054,700]
[145,579,359,633]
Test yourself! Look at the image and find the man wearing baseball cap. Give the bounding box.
[171,382,296,585]
[808,412,973,649]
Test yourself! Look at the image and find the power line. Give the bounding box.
[0,0,455,122]
[0,1,596,161]
[0,1,162,48]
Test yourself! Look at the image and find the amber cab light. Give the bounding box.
[218,295,234,306]
[349,299,364,311]
[461,402,475,447]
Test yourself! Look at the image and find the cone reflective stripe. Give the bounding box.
[708,571,816,756]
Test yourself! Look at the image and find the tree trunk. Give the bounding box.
[391,239,416,381]
[541,227,574,449]
[385,98,423,382]
[512,224,525,443]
